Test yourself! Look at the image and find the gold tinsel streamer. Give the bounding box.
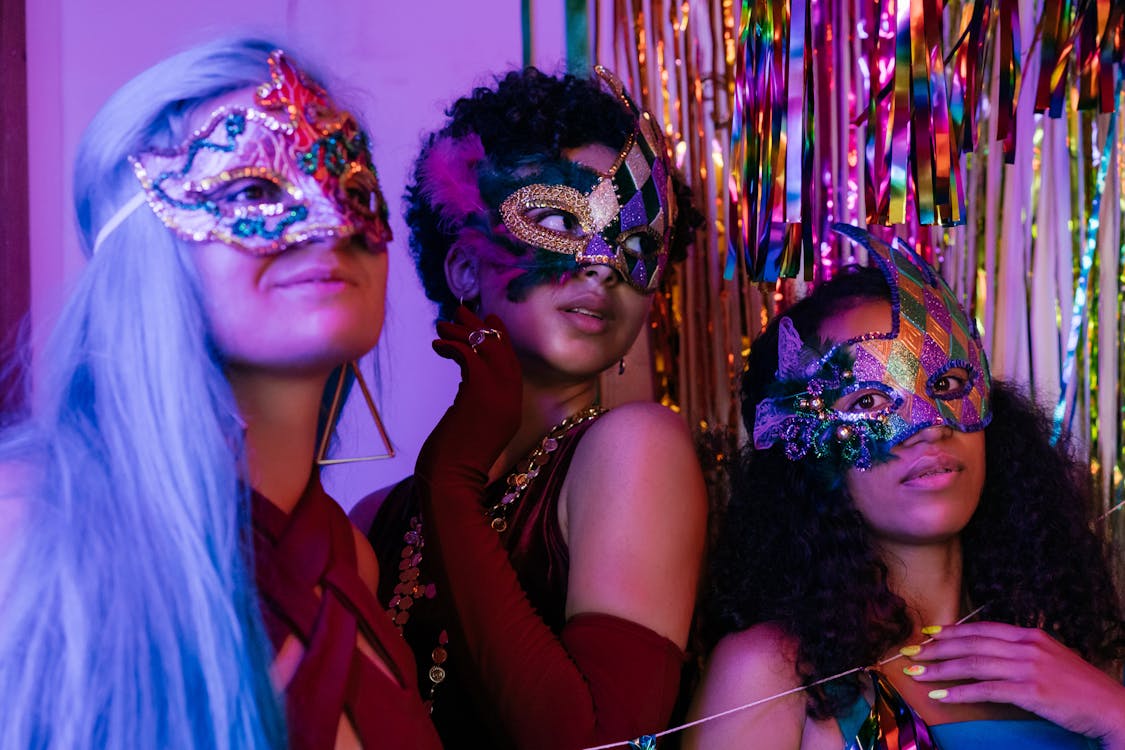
[595,0,751,455]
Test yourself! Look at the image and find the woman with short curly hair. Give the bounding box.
[685,229,1125,749]
[353,66,707,749]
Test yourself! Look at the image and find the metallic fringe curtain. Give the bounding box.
[579,0,1125,516]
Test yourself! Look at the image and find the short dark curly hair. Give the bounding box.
[405,66,699,320]
[707,265,1125,719]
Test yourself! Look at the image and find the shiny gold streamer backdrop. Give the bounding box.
[589,0,1125,517]
[592,0,752,458]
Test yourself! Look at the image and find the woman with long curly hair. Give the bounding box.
[684,228,1125,749]
[351,66,708,749]
[0,38,439,750]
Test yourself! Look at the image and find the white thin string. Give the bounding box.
[581,605,989,750]
[92,192,147,253]
[1095,499,1125,524]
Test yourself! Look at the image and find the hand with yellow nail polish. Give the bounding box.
[898,621,1125,748]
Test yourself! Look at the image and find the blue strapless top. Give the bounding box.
[838,695,1097,749]
[930,720,1096,748]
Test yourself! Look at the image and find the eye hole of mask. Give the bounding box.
[927,366,973,400]
[202,176,287,214]
[526,206,589,237]
[618,229,662,260]
[832,385,897,416]
[499,183,594,255]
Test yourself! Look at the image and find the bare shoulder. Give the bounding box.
[706,622,802,691]
[569,401,699,493]
[348,482,400,535]
[583,400,693,448]
[350,524,381,596]
[566,400,704,520]
[683,623,807,749]
[345,481,400,593]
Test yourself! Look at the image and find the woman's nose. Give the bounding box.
[902,420,955,447]
[581,263,620,287]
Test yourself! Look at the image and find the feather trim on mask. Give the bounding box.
[504,249,582,301]
[454,222,584,303]
[755,341,898,479]
[419,134,488,232]
[450,226,519,270]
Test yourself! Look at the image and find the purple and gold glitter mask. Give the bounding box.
[128,50,391,255]
[497,66,674,293]
[753,225,992,470]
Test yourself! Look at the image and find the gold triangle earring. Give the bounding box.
[316,360,396,465]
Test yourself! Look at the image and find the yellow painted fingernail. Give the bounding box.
[899,645,922,657]
[921,625,943,635]
[928,689,949,700]
[903,665,926,676]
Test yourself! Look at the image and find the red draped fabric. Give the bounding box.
[253,479,440,750]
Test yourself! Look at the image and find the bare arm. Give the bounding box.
[422,404,707,747]
[683,624,809,749]
[562,401,707,647]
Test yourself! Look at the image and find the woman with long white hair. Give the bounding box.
[0,38,439,750]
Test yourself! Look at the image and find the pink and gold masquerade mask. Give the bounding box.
[753,224,992,470]
[497,66,675,293]
[106,50,391,255]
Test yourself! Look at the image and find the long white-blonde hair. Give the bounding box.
[0,37,300,749]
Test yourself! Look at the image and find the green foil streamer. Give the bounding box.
[522,0,533,68]
[566,0,591,74]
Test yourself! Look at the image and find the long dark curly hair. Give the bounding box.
[707,265,1125,719]
[405,66,700,320]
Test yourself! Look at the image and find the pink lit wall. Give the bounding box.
[26,1,567,507]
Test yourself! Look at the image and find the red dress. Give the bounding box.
[253,478,442,750]
[366,416,684,749]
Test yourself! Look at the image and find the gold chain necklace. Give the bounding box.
[486,406,607,532]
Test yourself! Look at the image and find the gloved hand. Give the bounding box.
[416,305,522,487]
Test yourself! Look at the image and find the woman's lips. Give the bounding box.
[558,293,612,333]
[900,453,963,489]
[275,265,356,290]
[560,306,610,334]
[565,306,604,320]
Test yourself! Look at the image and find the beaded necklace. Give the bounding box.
[485,405,607,532]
